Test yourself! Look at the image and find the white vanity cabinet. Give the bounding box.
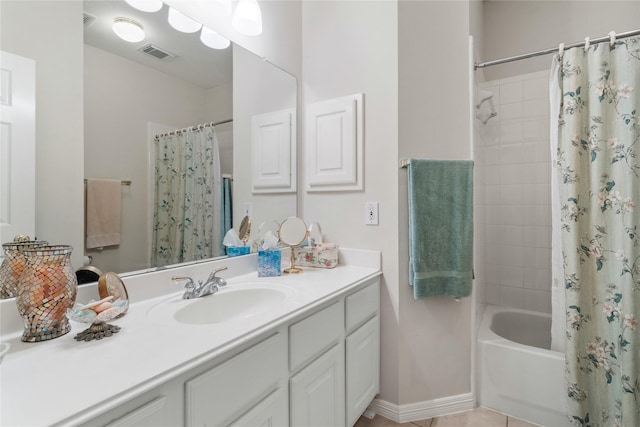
[288,280,380,427]
[66,278,380,427]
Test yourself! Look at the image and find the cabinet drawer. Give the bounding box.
[185,333,283,427]
[289,301,343,373]
[103,396,168,427]
[345,280,379,333]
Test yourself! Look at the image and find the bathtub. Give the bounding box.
[477,305,570,427]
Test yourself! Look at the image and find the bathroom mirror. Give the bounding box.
[279,217,308,274]
[0,0,297,285]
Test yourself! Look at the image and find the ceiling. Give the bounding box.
[83,0,232,89]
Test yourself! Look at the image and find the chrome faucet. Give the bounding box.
[172,266,228,299]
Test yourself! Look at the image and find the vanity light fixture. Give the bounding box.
[168,7,202,33]
[112,17,145,43]
[232,0,263,36]
[200,27,231,50]
[124,0,163,13]
[204,0,233,17]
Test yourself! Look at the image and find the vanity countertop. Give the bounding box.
[0,248,380,427]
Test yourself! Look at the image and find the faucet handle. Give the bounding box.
[207,266,228,283]
[172,276,196,289]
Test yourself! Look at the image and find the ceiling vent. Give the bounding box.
[83,12,97,26]
[138,44,177,62]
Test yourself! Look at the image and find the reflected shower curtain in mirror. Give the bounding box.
[553,37,640,425]
[221,176,232,254]
[152,126,222,268]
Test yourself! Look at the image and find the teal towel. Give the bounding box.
[408,159,474,299]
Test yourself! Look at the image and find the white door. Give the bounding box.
[0,50,36,251]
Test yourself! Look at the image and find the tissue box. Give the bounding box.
[293,243,338,269]
[227,246,250,257]
[258,249,281,277]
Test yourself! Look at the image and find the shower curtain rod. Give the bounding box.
[474,28,640,70]
[154,119,233,138]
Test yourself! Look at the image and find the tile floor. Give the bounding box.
[355,407,541,427]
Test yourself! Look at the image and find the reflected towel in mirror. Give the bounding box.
[85,179,122,249]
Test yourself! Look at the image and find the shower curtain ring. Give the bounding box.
[609,31,617,46]
[584,37,590,52]
[558,43,565,58]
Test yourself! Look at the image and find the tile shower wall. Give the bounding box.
[476,70,552,313]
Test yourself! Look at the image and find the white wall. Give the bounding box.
[301,0,402,404]
[398,0,474,405]
[0,1,84,268]
[84,45,211,273]
[481,0,640,80]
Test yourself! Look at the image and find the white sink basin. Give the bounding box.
[147,283,294,326]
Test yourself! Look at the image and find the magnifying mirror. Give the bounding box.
[278,217,308,274]
[239,216,251,244]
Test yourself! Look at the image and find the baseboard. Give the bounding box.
[368,393,475,423]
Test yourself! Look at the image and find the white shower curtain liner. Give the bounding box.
[549,55,565,353]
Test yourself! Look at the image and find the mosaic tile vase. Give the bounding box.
[16,245,77,342]
[0,240,48,299]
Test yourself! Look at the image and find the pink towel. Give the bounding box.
[86,179,122,249]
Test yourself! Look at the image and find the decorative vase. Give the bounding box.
[0,240,48,299]
[16,245,77,342]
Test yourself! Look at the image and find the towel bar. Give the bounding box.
[84,179,132,186]
[399,159,410,168]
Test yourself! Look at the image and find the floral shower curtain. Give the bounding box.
[553,36,640,425]
[152,126,222,268]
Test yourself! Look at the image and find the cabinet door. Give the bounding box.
[346,316,380,427]
[229,388,287,427]
[290,343,345,427]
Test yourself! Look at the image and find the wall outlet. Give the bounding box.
[243,202,253,218]
[364,202,379,225]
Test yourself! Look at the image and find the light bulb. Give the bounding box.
[232,0,263,36]
[124,0,163,13]
[200,27,231,50]
[113,17,145,43]
[168,7,202,33]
